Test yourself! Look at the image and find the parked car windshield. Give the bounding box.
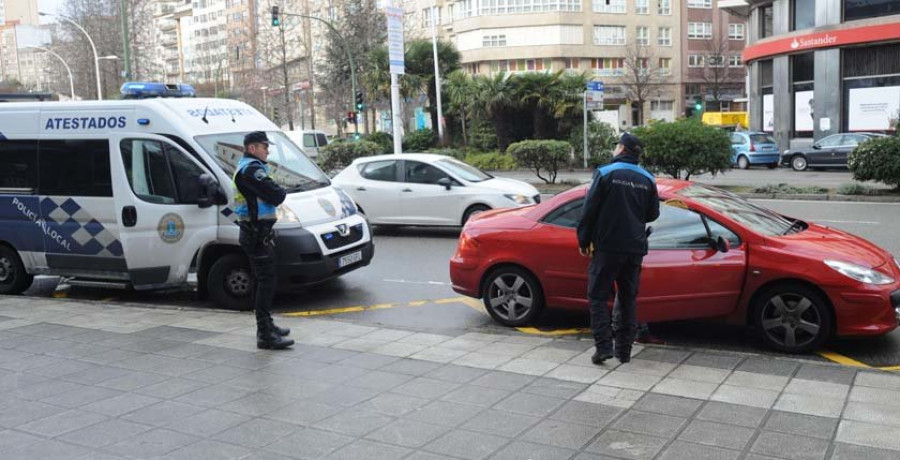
[436,158,492,183]
[749,134,776,144]
[195,131,330,192]
[677,184,795,236]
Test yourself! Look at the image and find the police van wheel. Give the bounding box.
[481,266,544,327]
[208,254,252,311]
[0,246,33,295]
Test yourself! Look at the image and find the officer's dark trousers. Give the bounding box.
[239,227,276,333]
[587,251,643,357]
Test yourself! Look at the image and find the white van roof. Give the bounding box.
[0,98,277,138]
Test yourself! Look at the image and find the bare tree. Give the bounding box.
[621,42,668,125]
[699,30,743,109]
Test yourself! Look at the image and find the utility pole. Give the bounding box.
[119,0,131,80]
[431,4,444,143]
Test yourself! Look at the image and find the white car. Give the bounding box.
[332,153,541,226]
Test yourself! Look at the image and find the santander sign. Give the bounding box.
[743,22,900,62]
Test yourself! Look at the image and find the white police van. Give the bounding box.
[0,88,373,309]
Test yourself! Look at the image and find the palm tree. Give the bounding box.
[404,39,461,142]
[516,71,567,139]
[474,72,517,151]
[362,45,391,133]
[444,70,474,146]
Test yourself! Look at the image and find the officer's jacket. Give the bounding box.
[232,155,286,223]
[577,155,660,255]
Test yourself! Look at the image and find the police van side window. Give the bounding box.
[39,140,112,197]
[120,139,205,205]
[0,140,38,192]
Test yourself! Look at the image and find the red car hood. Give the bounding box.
[772,223,889,269]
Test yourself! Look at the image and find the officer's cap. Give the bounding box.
[618,132,643,157]
[243,131,271,147]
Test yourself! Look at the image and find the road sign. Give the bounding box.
[386,6,405,75]
[586,80,604,109]
[586,81,604,92]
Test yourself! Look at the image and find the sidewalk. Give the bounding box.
[1,296,899,459]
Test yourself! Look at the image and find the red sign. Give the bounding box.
[742,22,900,62]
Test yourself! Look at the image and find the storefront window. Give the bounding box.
[792,0,816,31]
[842,44,900,133]
[844,0,900,22]
[760,5,774,38]
[792,53,815,137]
[761,60,774,132]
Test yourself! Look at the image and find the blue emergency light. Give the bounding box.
[120,82,197,99]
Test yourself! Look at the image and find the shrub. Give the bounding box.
[317,140,381,173]
[402,128,435,152]
[427,147,466,160]
[463,152,518,171]
[366,131,394,154]
[507,140,571,184]
[751,183,827,194]
[569,121,618,168]
[849,136,900,190]
[837,183,879,196]
[469,125,498,151]
[632,119,732,180]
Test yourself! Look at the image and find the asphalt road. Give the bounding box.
[21,198,900,368]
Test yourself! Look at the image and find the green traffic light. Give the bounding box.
[695,103,702,111]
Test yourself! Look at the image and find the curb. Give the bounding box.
[735,193,900,203]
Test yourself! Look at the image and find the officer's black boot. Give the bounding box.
[269,319,291,337]
[257,324,294,350]
[591,346,613,366]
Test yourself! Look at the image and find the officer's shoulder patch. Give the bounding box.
[252,168,267,181]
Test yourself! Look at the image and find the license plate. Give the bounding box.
[338,251,363,268]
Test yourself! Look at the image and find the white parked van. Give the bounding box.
[285,130,329,158]
[0,97,373,309]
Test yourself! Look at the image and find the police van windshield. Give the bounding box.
[195,131,330,192]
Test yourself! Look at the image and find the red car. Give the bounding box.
[450,179,900,353]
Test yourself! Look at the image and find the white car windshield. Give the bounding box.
[195,131,330,192]
[436,158,492,183]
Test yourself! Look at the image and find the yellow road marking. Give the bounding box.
[283,297,471,317]
[52,291,68,298]
[515,327,591,336]
[817,350,871,368]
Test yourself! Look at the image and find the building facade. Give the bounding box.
[722,0,900,152]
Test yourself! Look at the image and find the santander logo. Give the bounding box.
[792,34,837,50]
[790,38,800,49]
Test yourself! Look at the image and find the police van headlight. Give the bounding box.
[276,205,301,223]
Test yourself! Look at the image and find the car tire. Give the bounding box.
[0,245,34,295]
[481,266,544,327]
[767,163,778,169]
[462,204,490,226]
[752,283,832,354]
[737,155,750,170]
[791,155,808,171]
[207,253,253,311]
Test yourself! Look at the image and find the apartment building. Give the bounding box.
[681,0,747,115]
[0,0,38,27]
[404,0,684,126]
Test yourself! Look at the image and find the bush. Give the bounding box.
[507,140,571,184]
[463,152,518,171]
[317,140,381,173]
[752,183,828,194]
[366,131,394,154]
[427,147,466,160]
[849,136,900,190]
[402,128,435,152]
[633,119,732,180]
[569,122,618,169]
[469,125,498,151]
[837,183,880,195]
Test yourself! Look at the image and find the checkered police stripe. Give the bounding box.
[40,196,124,257]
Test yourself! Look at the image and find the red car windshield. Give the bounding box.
[677,184,795,236]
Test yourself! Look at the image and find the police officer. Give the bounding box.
[577,132,659,365]
[233,131,294,350]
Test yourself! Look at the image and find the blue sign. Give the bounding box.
[586,81,605,92]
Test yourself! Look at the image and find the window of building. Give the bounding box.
[792,53,815,136]
[792,0,816,30]
[593,0,625,13]
[592,57,626,76]
[687,0,711,8]
[491,60,510,72]
[844,0,900,21]
[564,57,580,69]
[658,0,671,15]
[688,22,712,39]
[728,55,742,67]
[593,26,626,45]
[39,140,112,197]
[708,55,725,67]
[636,27,649,46]
[658,27,672,46]
[482,35,507,47]
[760,5,774,38]
[658,58,672,75]
[635,0,649,14]
[651,100,674,111]
[0,140,38,191]
[688,55,705,68]
[728,23,744,40]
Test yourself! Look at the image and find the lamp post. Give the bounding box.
[39,12,104,100]
[25,45,75,100]
[431,3,444,143]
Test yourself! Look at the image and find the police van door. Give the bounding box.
[110,134,219,289]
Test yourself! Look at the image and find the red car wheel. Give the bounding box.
[753,283,832,353]
[481,266,544,327]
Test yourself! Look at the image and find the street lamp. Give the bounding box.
[39,12,104,100]
[25,45,75,100]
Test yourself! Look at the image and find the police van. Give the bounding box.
[0,89,373,309]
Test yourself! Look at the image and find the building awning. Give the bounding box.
[718,0,751,18]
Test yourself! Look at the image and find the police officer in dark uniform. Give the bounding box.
[233,131,294,350]
[577,132,659,365]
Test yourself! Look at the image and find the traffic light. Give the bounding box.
[355,91,364,111]
[694,97,703,114]
[273,106,280,122]
[271,6,280,27]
